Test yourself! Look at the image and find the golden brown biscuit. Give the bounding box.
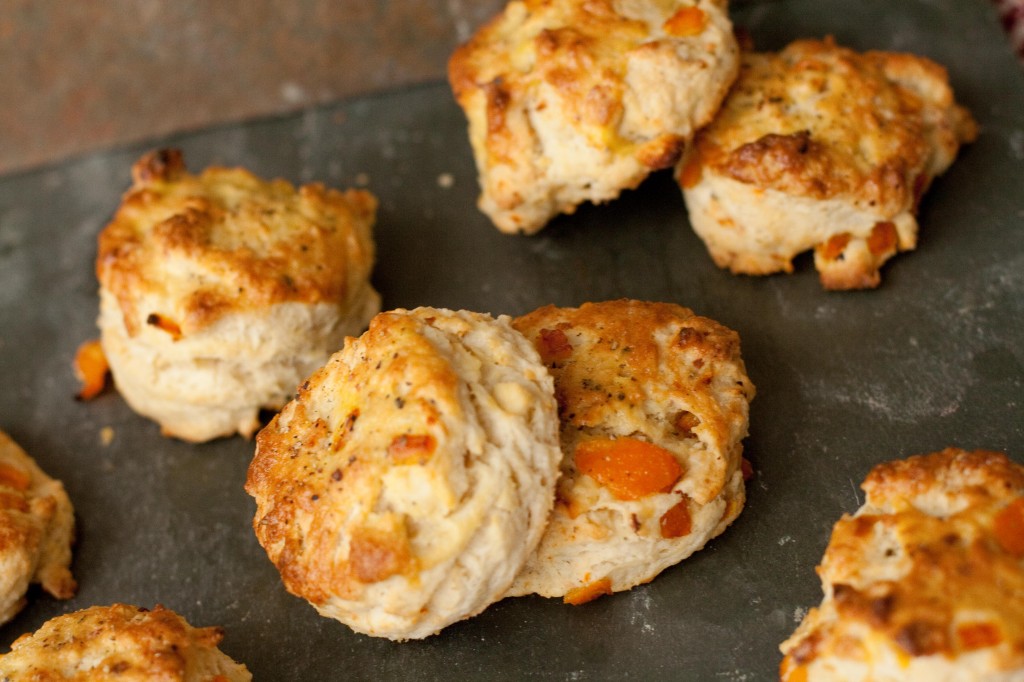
[678,38,977,289]
[449,0,739,234]
[0,604,251,680]
[506,300,755,601]
[781,448,1024,681]
[0,429,75,625]
[97,149,380,441]
[246,307,560,639]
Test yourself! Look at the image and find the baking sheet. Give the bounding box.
[1,0,1022,678]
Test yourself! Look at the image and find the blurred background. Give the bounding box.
[1,0,1021,176]
[0,0,504,175]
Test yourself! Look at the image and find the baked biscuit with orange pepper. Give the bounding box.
[0,429,75,625]
[0,603,251,680]
[246,307,560,639]
[678,38,977,289]
[449,0,739,234]
[506,300,754,601]
[781,448,1024,681]
[97,149,380,441]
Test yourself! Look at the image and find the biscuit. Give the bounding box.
[246,307,561,639]
[449,0,740,234]
[506,300,755,601]
[678,38,978,289]
[780,448,1024,681]
[97,148,381,442]
[0,603,251,680]
[0,429,75,625]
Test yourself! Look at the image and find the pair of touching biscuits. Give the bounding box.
[783,448,1024,681]
[450,2,977,289]
[95,149,380,442]
[246,300,755,639]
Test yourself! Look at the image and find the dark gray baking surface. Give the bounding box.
[0,0,1021,678]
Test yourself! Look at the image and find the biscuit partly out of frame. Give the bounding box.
[0,604,251,680]
[97,149,381,442]
[678,38,978,290]
[0,429,75,625]
[246,307,561,639]
[449,0,739,234]
[781,448,1024,681]
[506,300,755,602]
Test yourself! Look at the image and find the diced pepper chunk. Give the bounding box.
[387,434,436,464]
[994,497,1024,556]
[74,339,109,401]
[564,577,613,605]
[867,221,898,256]
[537,328,573,363]
[146,312,182,340]
[779,655,808,682]
[819,233,851,261]
[957,622,1002,651]
[663,7,706,37]
[660,497,693,538]
[0,464,31,491]
[741,457,754,481]
[575,437,682,500]
[678,153,703,189]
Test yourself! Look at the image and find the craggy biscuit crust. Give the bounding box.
[0,604,251,681]
[781,448,1024,681]
[450,0,739,234]
[679,38,977,289]
[96,149,381,441]
[0,429,75,625]
[507,300,754,599]
[247,308,560,639]
[98,149,377,338]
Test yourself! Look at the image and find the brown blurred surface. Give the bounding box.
[0,0,504,176]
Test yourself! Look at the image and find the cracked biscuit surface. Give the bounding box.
[506,300,754,602]
[0,429,75,625]
[781,448,1024,681]
[678,38,977,289]
[246,307,560,639]
[0,604,251,680]
[97,148,380,441]
[449,0,739,234]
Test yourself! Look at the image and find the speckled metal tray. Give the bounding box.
[0,0,1021,678]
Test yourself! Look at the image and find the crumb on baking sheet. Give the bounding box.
[354,172,370,186]
[437,173,454,189]
[100,426,114,446]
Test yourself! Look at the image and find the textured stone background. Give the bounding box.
[1,0,1019,176]
[0,0,505,175]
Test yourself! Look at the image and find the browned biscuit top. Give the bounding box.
[689,38,977,214]
[98,148,377,337]
[0,604,248,680]
[782,448,1024,677]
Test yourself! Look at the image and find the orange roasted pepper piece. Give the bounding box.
[994,497,1024,556]
[820,233,851,261]
[779,655,808,682]
[678,153,703,189]
[663,7,706,37]
[564,577,613,605]
[0,464,31,491]
[387,434,436,464]
[575,437,682,500]
[867,221,898,255]
[957,622,1002,651]
[74,339,109,401]
[659,497,693,538]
